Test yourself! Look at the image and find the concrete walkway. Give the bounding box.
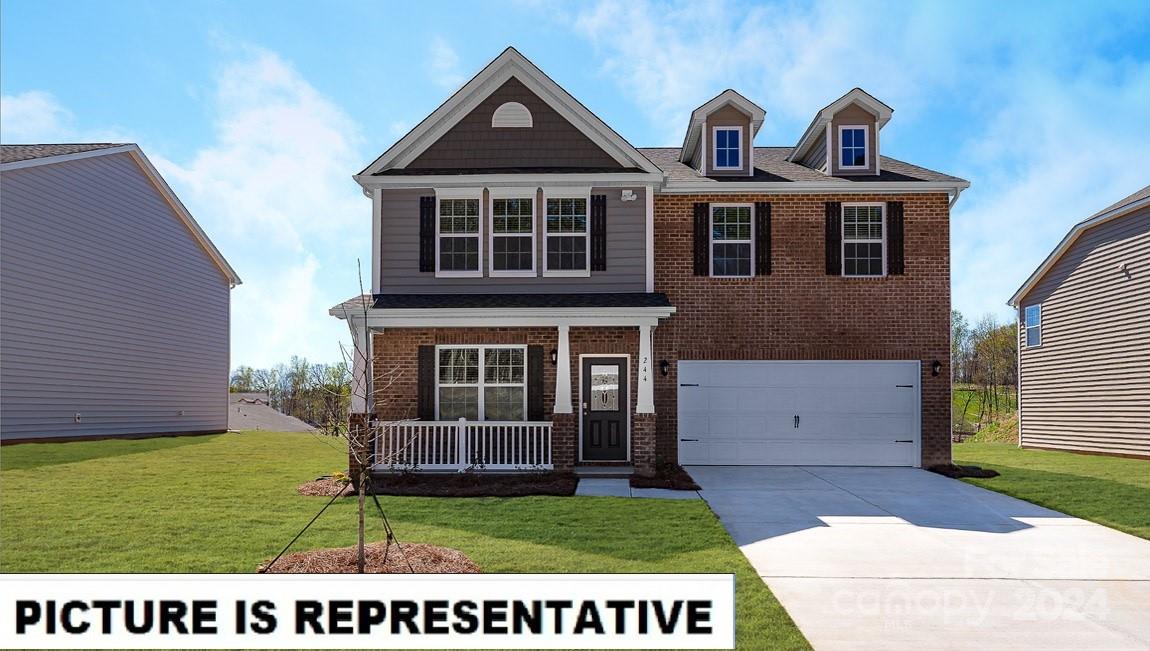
[690,465,1150,650]
[575,478,700,499]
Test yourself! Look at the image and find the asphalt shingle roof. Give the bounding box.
[330,293,672,314]
[1,143,130,164]
[637,146,966,185]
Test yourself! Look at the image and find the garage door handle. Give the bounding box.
[680,438,699,442]
[895,440,913,443]
[679,383,699,387]
[896,384,914,388]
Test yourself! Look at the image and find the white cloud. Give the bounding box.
[151,46,370,368]
[0,91,73,142]
[428,36,465,90]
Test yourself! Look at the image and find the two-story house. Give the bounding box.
[331,48,968,477]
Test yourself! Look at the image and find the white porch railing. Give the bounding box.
[374,419,553,472]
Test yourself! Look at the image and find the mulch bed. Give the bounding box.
[372,471,578,497]
[927,463,1000,479]
[297,478,352,497]
[629,463,700,490]
[259,542,480,574]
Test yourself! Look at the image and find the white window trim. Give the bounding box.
[488,190,537,277]
[434,190,483,278]
[709,203,755,278]
[841,202,886,278]
[838,124,869,169]
[712,125,744,170]
[542,187,592,278]
[434,344,528,421]
[1024,304,1042,348]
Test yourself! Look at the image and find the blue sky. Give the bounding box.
[3,0,1148,368]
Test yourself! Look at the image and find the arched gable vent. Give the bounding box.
[492,102,533,128]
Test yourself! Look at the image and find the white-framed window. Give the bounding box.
[436,192,482,277]
[436,345,527,421]
[839,125,868,168]
[1024,304,1042,347]
[488,190,536,276]
[710,204,753,277]
[543,188,591,276]
[713,126,742,170]
[842,203,885,277]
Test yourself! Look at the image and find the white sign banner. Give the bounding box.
[0,574,735,649]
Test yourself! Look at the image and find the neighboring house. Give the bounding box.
[1008,185,1150,458]
[228,393,316,432]
[331,48,968,476]
[1,144,240,442]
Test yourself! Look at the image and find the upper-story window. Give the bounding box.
[713,126,742,169]
[1024,304,1042,347]
[711,204,753,276]
[839,125,868,168]
[437,197,481,276]
[842,204,884,276]
[544,192,590,276]
[489,193,535,275]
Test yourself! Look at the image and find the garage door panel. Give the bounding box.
[677,361,921,467]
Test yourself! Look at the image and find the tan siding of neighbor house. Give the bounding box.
[1017,207,1150,457]
[0,153,231,440]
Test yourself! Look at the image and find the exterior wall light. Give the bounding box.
[931,360,942,377]
[550,348,558,365]
[660,360,670,376]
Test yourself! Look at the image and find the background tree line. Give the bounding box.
[230,356,350,429]
[951,309,1018,435]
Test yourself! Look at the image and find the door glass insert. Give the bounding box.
[590,364,619,411]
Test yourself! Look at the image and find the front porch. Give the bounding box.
[331,293,673,476]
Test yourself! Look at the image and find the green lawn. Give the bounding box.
[0,431,807,650]
[954,441,1150,540]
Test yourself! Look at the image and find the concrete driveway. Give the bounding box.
[690,466,1150,650]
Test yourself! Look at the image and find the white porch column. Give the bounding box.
[553,324,573,414]
[637,324,655,413]
[349,320,370,414]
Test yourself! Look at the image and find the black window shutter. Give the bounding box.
[693,202,710,275]
[825,201,842,275]
[417,345,435,420]
[419,196,435,273]
[887,201,905,275]
[527,345,544,421]
[590,194,607,271]
[754,202,771,275]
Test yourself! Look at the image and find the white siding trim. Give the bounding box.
[644,185,655,292]
[371,187,382,294]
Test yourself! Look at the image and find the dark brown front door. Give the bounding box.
[581,357,628,461]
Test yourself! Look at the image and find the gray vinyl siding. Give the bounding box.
[378,186,647,293]
[0,152,231,440]
[801,131,827,170]
[1017,207,1150,457]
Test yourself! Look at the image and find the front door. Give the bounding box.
[581,357,628,461]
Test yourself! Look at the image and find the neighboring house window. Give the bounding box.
[544,194,589,275]
[713,126,742,169]
[1024,304,1042,347]
[438,198,481,275]
[490,196,535,275]
[842,204,885,276]
[437,346,526,421]
[839,125,868,168]
[711,204,753,277]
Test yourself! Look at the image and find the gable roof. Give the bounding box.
[1,143,241,286]
[789,88,894,163]
[1009,184,1150,307]
[679,89,766,163]
[356,47,662,181]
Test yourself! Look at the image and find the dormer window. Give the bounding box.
[713,126,742,169]
[839,125,868,168]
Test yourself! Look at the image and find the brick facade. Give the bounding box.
[651,192,952,467]
[367,326,655,473]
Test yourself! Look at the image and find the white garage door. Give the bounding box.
[678,361,920,466]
